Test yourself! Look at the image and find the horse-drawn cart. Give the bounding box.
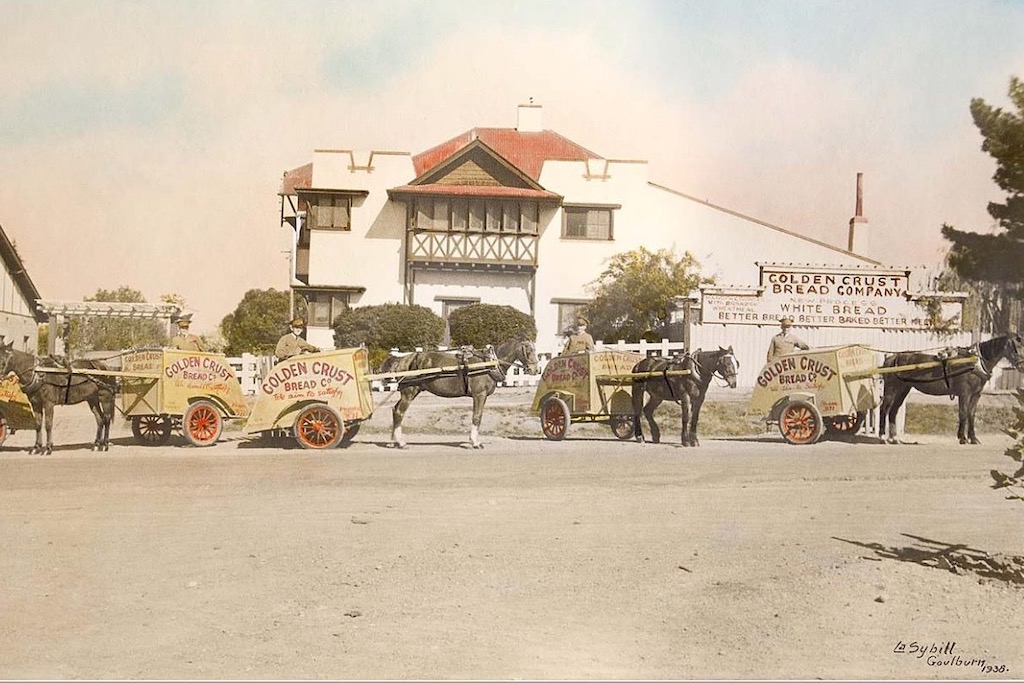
[0,375,40,447]
[243,347,374,449]
[750,344,981,445]
[531,350,651,440]
[120,348,249,447]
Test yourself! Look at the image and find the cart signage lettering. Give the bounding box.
[757,356,837,388]
[165,355,234,383]
[261,359,354,395]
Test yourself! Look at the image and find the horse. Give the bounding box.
[632,346,739,446]
[878,333,1024,445]
[0,341,118,454]
[387,339,538,449]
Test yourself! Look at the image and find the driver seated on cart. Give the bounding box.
[561,315,596,356]
[275,317,319,360]
[168,313,205,352]
[766,316,810,363]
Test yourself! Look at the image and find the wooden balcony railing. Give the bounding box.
[408,230,537,268]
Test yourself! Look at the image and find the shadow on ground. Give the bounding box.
[835,533,1024,585]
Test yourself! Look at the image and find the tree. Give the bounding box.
[448,304,536,347]
[69,286,167,353]
[333,303,445,368]
[584,247,709,342]
[941,75,1024,334]
[221,288,294,355]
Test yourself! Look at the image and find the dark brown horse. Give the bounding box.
[878,333,1024,445]
[386,339,538,449]
[0,342,117,454]
[632,347,739,446]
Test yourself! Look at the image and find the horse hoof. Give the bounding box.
[472,443,485,450]
[970,439,981,445]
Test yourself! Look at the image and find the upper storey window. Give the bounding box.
[311,196,351,231]
[411,198,540,235]
[562,205,617,240]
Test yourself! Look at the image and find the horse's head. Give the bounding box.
[0,340,15,376]
[518,340,539,375]
[716,346,739,389]
[1009,333,1024,369]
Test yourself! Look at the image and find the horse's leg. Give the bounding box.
[679,396,692,446]
[959,390,983,445]
[689,392,705,447]
[967,390,982,445]
[644,397,663,444]
[886,386,912,444]
[30,402,44,455]
[391,387,420,449]
[87,396,103,451]
[103,391,115,450]
[469,392,488,449]
[877,391,891,441]
[632,384,647,442]
[632,383,646,442]
[43,403,54,455]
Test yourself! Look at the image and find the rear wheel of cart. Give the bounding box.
[339,421,361,445]
[825,411,866,441]
[183,400,223,447]
[131,415,172,446]
[609,415,635,440]
[540,396,570,440]
[294,404,344,450]
[779,400,823,445]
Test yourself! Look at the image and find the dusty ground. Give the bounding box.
[1,389,1022,680]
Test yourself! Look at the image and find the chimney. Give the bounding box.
[517,98,543,133]
[847,172,869,254]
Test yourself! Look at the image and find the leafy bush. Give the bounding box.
[333,303,445,368]
[992,388,1024,503]
[221,288,296,356]
[448,304,536,347]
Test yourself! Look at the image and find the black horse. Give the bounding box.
[0,342,117,454]
[385,339,538,449]
[878,333,1024,445]
[632,346,739,446]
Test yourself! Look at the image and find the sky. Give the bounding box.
[0,0,1022,334]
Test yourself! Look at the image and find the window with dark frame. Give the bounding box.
[305,291,350,327]
[556,302,589,336]
[411,198,540,235]
[312,195,352,231]
[563,206,613,240]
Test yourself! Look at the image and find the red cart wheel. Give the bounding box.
[779,400,823,445]
[339,421,361,445]
[183,400,223,447]
[294,404,344,450]
[825,411,866,440]
[540,396,571,440]
[131,415,172,446]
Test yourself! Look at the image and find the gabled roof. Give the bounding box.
[413,128,600,182]
[392,137,563,202]
[0,224,45,322]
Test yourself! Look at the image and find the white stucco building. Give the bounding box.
[0,224,44,352]
[279,104,964,385]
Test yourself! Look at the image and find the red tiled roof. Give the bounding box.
[388,184,562,201]
[279,163,312,195]
[413,128,600,181]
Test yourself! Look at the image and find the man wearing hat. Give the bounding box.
[275,317,319,360]
[561,315,596,355]
[766,316,809,363]
[169,314,205,352]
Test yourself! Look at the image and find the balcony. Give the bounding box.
[407,230,538,270]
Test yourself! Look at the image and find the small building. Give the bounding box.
[278,104,964,385]
[0,224,45,352]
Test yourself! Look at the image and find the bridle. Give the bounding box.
[495,340,538,374]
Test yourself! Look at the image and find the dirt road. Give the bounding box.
[1,397,1022,679]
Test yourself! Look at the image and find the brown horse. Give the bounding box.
[632,347,739,446]
[386,339,538,449]
[0,342,117,454]
[878,333,1024,445]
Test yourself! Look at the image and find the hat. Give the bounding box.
[576,315,590,327]
[176,313,193,327]
[290,317,306,328]
[779,316,794,327]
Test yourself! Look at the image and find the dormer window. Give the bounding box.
[313,196,351,231]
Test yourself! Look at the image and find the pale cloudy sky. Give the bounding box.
[0,0,1021,332]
